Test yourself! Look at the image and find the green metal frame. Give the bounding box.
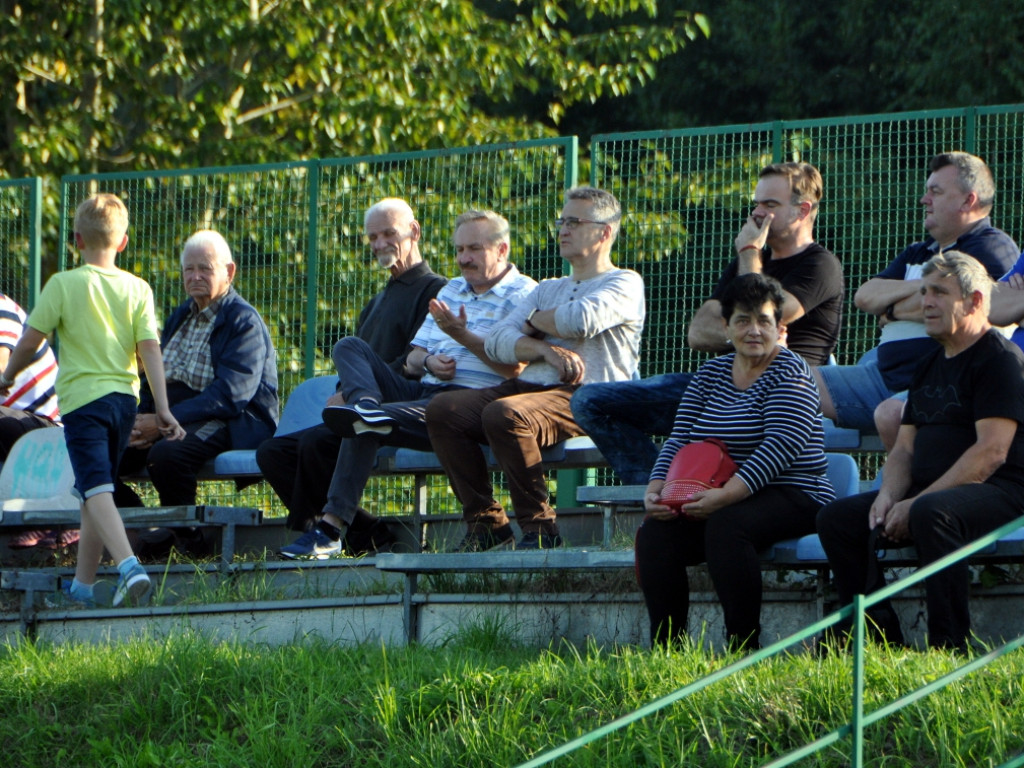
[514,514,1024,768]
[0,177,43,310]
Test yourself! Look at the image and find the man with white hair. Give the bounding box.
[116,230,279,554]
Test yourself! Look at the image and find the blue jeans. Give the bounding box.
[570,373,691,485]
[816,359,893,432]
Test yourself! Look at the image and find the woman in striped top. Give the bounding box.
[635,273,835,650]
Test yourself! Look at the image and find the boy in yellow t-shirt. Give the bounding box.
[0,193,185,608]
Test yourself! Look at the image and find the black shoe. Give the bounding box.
[516,531,563,550]
[137,527,210,559]
[344,513,397,555]
[136,527,178,559]
[322,401,395,437]
[452,524,515,553]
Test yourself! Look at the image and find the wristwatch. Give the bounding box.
[422,354,432,375]
[885,304,897,322]
[525,307,539,329]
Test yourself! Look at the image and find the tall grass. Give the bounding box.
[0,628,1021,767]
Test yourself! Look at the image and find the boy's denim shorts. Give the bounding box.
[60,392,137,501]
[816,359,895,432]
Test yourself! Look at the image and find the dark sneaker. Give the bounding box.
[517,531,563,550]
[137,527,211,560]
[452,524,515,553]
[322,402,395,437]
[279,527,344,560]
[113,563,152,607]
[344,517,397,556]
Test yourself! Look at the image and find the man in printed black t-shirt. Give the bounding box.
[571,161,843,484]
[817,251,1024,652]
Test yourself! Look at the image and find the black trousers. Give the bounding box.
[816,483,1024,651]
[116,421,231,507]
[255,424,341,531]
[0,406,59,461]
[634,485,820,648]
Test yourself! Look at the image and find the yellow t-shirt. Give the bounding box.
[28,264,159,414]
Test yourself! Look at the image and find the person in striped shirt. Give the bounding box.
[1,292,66,549]
[0,292,59,459]
[636,273,835,651]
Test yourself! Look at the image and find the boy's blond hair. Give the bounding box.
[74,193,129,249]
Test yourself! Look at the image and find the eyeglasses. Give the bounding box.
[554,216,609,230]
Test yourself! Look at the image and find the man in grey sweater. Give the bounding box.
[425,186,645,551]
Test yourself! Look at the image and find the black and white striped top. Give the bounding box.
[651,347,835,506]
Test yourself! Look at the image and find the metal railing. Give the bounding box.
[514,514,1024,767]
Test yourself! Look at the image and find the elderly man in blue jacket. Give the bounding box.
[116,230,278,551]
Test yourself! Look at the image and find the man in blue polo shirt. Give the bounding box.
[813,151,1018,447]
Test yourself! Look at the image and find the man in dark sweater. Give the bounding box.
[256,198,446,554]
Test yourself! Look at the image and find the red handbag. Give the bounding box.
[659,438,738,512]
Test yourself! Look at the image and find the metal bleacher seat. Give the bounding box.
[207,375,341,478]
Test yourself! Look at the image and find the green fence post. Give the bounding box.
[565,135,579,189]
[304,160,321,379]
[965,106,978,155]
[27,177,43,310]
[851,593,867,767]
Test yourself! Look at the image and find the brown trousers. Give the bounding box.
[425,379,582,534]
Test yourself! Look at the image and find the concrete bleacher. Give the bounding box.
[4,371,1024,644]
[0,369,951,569]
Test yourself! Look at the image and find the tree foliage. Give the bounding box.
[562,0,1024,136]
[0,0,708,179]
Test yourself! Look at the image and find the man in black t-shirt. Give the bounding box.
[817,251,1024,652]
[571,162,843,484]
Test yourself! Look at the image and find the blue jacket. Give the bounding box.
[141,288,279,450]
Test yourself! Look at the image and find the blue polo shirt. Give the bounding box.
[874,217,1018,390]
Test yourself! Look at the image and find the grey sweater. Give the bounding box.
[484,268,645,386]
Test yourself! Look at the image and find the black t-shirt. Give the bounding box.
[904,329,1024,490]
[711,243,844,365]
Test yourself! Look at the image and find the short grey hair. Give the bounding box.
[364,197,416,228]
[181,230,233,266]
[930,152,996,213]
[565,186,622,242]
[453,209,510,249]
[922,250,993,309]
[566,186,621,221]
